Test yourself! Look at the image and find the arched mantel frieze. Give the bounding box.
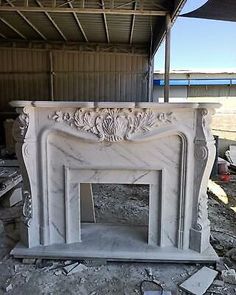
[49,108,177,142]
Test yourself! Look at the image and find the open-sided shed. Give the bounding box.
[0,1,223,263]
[0,0,186,111]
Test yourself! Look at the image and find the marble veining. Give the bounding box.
[10,101,220,262]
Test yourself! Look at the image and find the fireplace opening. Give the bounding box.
[92,184,149,226]
[79,183,150,245]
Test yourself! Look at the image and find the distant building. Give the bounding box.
[153,70,236,102]
[153,70,236,153]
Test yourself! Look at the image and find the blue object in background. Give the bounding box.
[153,79,236,86]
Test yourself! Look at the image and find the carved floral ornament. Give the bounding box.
[50,108,176,142]
[196,193,210,231]
[22,190,32,227]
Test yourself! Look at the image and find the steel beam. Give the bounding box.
[151,0,186,58]
[49,51,54,101]
[5,0,47,40]
[35,0,67,41]
[0,17,26,39]
[0,31,6,39]
[101,0,110,43]
[129,1,137,44]
[0,6,168,16]
[68,1,88,42]
[164,14,171,103]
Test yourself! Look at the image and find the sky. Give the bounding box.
[154,0,236,72]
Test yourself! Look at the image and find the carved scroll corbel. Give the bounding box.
[190,108,215,252]
[13,108,34,228]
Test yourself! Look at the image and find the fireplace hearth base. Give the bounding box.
[11,223,218,262]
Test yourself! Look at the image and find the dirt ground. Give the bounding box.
[0,176,236,295]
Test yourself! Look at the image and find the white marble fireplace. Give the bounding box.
[10,101,220,261]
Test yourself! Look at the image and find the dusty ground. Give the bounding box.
[0,177,236,295]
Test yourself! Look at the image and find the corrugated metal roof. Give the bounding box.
[77,13,107,43]
[0,11,40,39]
[0,0,185,52]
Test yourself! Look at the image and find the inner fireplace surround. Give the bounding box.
[10,101,220,262]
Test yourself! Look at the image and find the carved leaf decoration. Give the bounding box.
[51,111,63,122]
[166,112,174,123]
[73,110,94,132]
[50,108,175,142]
[196,193,210,230]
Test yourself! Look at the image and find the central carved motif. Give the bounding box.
[50,108,175,142]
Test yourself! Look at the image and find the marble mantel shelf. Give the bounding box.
[10,100,220,109]
[10,100,220,262]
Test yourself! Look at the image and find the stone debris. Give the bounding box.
[21,271,31,283]
[25,275,31,283]
[179,266,218,295]
[144,292,171,295]
[226,248,236,262]
[54,269,63,276]
[22,258,36,264]
[221,269,236,285]
[80,278,86,284]
[145,268,153,278]
[216,259,228,272]
[35,259,56,269]
[212,279,224,287]
[83,259,107,267]
[0,219,4,234]
[63,262,87,275]
[5,283,13,292]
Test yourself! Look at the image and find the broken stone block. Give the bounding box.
[179,266,218,295]
[63,262,87,275]
[221,269,236,285]
[1,187,22,207]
